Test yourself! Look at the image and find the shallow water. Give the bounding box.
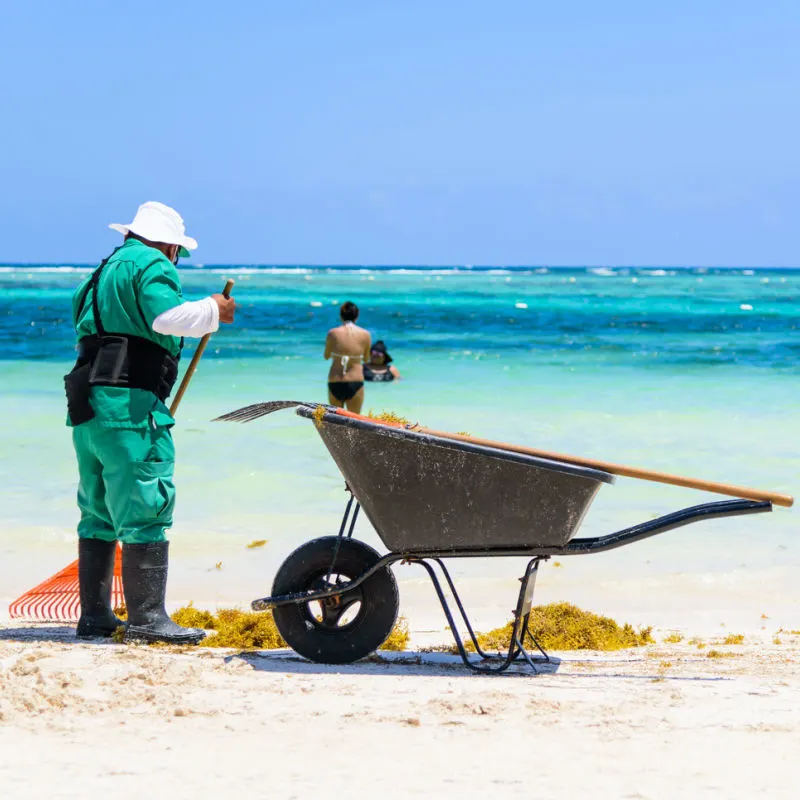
[1,266,798,628]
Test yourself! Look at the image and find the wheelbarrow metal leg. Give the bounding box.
[410,556,551,674]
[410,559,485,671]
[324,496,361,583]
[430,558,496,660]
[410,560,516,673]
[513,557,551,670]
[323,494,356,584]
[346,503,360,539]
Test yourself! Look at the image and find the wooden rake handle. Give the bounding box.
[169,279,235,416]
[333,408,794,506]
[411,426,794,508]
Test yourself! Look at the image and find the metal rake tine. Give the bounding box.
[212,404,266,422]
[212,403,281,422]
[236,405,291,422]
[217,409,261,422]
[238,400,323,421]
[212,400,318,423]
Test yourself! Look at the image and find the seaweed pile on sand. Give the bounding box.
[113,602,652,653]
[172,606,410,652]
[378,616,410,651]
[115,604,410,652]
[171,606,286,649]
[468,602,653,652]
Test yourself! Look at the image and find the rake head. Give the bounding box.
[212,399,323,423]
[9,543,124,623]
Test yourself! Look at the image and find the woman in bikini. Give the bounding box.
[324,301,371,413]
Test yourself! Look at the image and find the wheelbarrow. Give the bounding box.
[216,401,793,673]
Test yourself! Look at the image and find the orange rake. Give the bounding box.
[9,542,124,623]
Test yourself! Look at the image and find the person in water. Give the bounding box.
[363,340,401,382]
[324,301,371,413]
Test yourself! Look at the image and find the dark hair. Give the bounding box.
[370,340,392,363]
[340,301,359,322]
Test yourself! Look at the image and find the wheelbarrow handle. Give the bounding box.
[169,279,235,416]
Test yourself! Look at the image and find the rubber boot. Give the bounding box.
[122,541,206,645]
[76,538,126,639]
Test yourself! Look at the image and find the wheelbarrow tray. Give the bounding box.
[298,407,614,552]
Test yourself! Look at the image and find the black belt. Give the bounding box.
[79,333,180,400]
[65,334,180,426]
[65,253,182,425]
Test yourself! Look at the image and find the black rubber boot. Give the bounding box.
[122,541,206,645]
[76,538,125,639]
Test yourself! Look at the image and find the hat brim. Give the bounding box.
[371,348,392,363]
[109,224,196,258]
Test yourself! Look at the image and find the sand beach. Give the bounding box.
[2,615,800,799]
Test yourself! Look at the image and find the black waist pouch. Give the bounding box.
[64,361,95,426]
[88,335,130,386]
[76,334,179,403]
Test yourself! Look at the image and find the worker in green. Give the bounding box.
[65,201,235,644]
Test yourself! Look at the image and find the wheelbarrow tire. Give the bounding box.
[271,536,399,665]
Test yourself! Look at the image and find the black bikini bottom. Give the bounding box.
[328,381,364,402]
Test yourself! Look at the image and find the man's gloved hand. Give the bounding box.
[212,293,236,323]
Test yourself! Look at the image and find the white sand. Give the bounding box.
[1,619,799,799]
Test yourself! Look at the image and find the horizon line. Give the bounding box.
[2,262,799,270]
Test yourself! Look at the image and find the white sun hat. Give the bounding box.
[109,201,198,258]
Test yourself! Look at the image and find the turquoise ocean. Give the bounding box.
[1,265,798,632]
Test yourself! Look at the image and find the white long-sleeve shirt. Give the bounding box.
[152,297,219,337]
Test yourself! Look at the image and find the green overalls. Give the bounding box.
[69,238,184,544]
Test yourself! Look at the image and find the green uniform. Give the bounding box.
[70,238,184,544]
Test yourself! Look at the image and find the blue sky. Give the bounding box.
[0,1,797,265]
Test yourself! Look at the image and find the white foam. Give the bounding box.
[195,267,312,275]
[514,302,528,309]
[0,266,91,273]
[383,268,467,275]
